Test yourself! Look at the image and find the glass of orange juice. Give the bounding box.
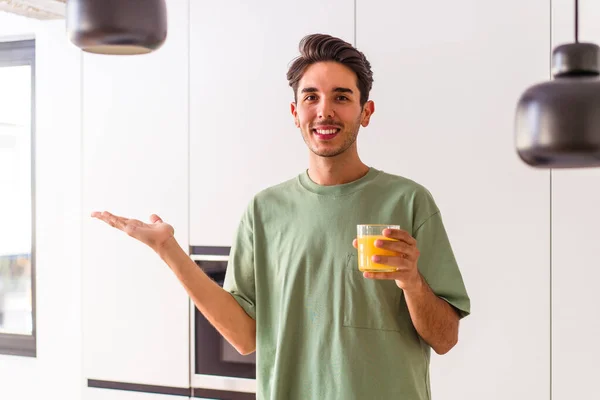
[356,224,400,272]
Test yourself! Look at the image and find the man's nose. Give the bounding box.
[318,100,335,119]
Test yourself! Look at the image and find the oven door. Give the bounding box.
[190,247,256,395]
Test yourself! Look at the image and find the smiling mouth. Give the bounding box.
[312,128,341,140]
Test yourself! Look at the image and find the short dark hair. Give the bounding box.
[286,33,374,107]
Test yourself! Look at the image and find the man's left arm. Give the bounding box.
[401,273,460,354]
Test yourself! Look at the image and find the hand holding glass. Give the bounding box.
[356,224,400,272]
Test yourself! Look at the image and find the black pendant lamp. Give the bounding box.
[515,0,600,168]
[66,0,168,55]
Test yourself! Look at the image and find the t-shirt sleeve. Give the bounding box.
[223,199,257,320]
[413,211,471,319]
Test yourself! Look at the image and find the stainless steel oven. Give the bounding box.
[189,246,256,398]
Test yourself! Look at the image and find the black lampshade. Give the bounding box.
[66,0,168,55]
[515,43,600,168]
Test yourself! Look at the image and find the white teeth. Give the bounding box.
[315,129,337,135]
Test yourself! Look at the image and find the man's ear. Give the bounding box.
[361,100,375,127]
[291,102,300,127]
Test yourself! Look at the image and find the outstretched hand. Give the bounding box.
[91,211,175,254]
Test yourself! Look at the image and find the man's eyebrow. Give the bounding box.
[300,87,354,93]
[333,87,353,94]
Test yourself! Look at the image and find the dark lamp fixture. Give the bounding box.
[66,0,168,55]
[515,0,600,168]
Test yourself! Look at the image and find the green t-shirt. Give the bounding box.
[223,167,470,400]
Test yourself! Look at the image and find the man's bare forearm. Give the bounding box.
[157,237,256,354]
[403,273,460,355]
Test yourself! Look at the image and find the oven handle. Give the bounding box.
[190,254,229,262]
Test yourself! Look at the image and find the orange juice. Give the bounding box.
[357,235,398,272]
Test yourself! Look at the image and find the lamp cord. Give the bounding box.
[575,0,579,43]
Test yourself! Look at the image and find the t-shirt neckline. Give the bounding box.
[298,166,380,196]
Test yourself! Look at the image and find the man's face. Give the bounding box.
[291,61,374,158]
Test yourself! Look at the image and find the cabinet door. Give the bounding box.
[552,1,600,398]
[189,0,354,246]
[82,0,190,388]
[357,0,550,399]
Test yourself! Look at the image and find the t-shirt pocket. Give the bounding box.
[343,253,402,331]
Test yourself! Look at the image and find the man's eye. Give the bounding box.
[305,95,317,101]
[337,96,348,101]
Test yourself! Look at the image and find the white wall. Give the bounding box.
[0,12,84,400]
[0,11,36,41]
[1,1,600,399]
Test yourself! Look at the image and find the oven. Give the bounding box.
[189,246,256,399]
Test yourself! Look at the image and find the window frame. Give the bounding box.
[0,39,37,358]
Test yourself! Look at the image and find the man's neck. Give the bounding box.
[307,153,370,186]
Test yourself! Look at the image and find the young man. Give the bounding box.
[92,33,470,400]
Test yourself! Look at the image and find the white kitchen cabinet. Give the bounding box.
[189,0,354,246]
[552,169,600,400]
[86,388,188,400]
[551,1,600,399]
[357,1,551,399]
[81,0,191,388]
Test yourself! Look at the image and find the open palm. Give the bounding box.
[91,211,174,253]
